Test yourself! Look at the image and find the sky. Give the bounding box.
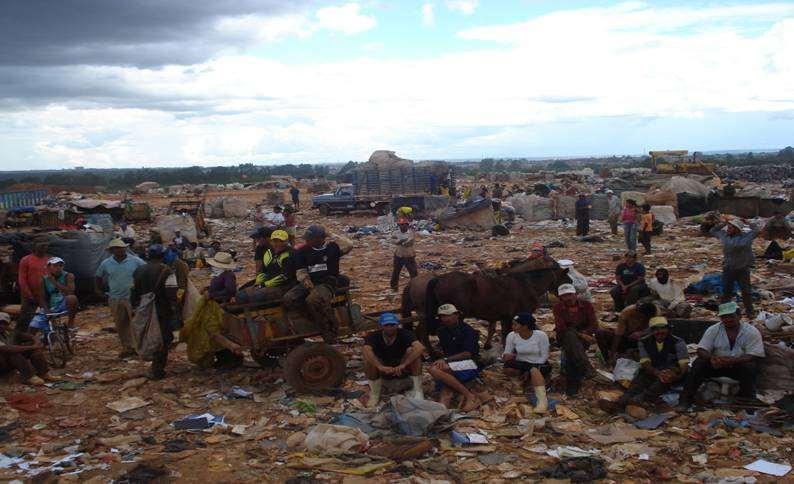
[0,0,793,170]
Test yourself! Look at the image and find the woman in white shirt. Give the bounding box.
[502,312,550,413]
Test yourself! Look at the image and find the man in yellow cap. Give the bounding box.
[599,316,688,413]
[237,229,295,304]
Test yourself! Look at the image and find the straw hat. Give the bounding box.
[207,252,236,270]
[107,238,127,249]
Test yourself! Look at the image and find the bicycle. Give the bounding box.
[37,311,75,368]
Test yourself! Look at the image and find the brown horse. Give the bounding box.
[400,258,571,350]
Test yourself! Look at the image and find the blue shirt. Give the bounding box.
[710,224,760,270]
[96,254,146,300]
[438,321,480,361]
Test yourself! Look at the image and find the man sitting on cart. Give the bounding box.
[283,225,353,342]
[363,312,425,408]
[237,229,296,304]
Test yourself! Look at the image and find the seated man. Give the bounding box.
[502,312,550,413]
[648,268,692,318]
[363,312,425,408]
[428,304,482,411]
[597,302,657,364]
[610,251,649,311]
[282,225,353,342]
[0,312,50,385]
[237,230,294,304]
[36,257,78,328]
[599,316,688,413]
[677,302,765,410]
[553,284,598,396]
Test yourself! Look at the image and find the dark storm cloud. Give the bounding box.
[0,0,314,67]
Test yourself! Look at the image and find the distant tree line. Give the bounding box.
[0,163,331,191]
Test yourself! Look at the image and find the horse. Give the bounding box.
[400,258,571,350]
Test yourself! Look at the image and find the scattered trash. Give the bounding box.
[385,395,448,436]
[172,413,226,430]
[540,456,607,482]
[743,459,791,477]
[304,424,370,454]
[106,396,151,414]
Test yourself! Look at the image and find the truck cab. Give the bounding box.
[311,184,390,215]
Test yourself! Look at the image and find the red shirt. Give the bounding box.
[553,300,598,339]
[18,254,49,301]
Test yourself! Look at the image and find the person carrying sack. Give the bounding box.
[131,245,175,380]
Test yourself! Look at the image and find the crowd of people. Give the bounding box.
[1,188,771,418]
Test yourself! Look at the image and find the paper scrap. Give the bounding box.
[744,459,792,477]
[448,359,478,371]
[105,396,151,413]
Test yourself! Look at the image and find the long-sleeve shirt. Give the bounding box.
[553,300,598,339]
[709,224,760,270]
[18,254,49,301]
[393,230,415,258]
[208,270,237,303]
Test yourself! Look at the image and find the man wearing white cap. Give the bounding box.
[709,216,760,317]
[553,283,598,396]
[428,304,482,411]
[557,260,592,303]
[606,190,621,235]
[36,257,78,328]
[677,302,764,410]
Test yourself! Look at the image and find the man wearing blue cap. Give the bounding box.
[132,244,175,379]
[677,301,765,410]
[362,312,425,408]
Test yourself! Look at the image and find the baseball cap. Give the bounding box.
[249,226,271,239]
[378,312,399,326]
[718,301,739,317]
[727,219,744,230]
[437,304,458,316]
[557,283,576,296]
[531,242,544,252]
[606,190,614,194]
[625,250,637,258]
[304,224,326,240]
[0,312,10,323]
[513,312,535,325]
[147,244,166,258]
[107,238,128,249]
[271,230,289,241]
[47,257,65,265]
[649,316,669,329]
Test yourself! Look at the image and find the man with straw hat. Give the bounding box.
[96,238,145,358]
[206,252,238,304]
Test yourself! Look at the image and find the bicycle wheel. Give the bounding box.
[46,330,71,368]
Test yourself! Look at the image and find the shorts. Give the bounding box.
[504,360,552,379]
[29,300,67,331]
[435,369,480,390]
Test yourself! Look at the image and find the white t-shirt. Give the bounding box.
[698,322,765,358]
[504,330,549,364]
[264,212,285,225]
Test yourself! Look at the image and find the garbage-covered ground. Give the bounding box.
[1,187,793,482]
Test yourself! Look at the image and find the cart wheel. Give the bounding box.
[284,343,346,394]
[319,204,330,216]
[251,348,280,368]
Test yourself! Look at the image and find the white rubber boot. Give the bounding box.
[411,375,424,400]
[367,379,382,409]
[533,386,548,414]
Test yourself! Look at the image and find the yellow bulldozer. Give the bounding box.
[649,150,716,175]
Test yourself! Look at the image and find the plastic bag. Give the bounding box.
[304,423,369,454]
[613,358,640,384]
[131,292,163,360]
[385,395,449,436]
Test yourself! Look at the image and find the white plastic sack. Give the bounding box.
[182,279,201,323]
[222,197,249,218]
[304,423,369,454]
[650,206,677,225]
[155,214,197,243]
[386,395,449,436]
[613,358,640,383]
[131,293,164,361]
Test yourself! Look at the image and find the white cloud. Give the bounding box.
[316,3,377,35]
[215,14,313,42]
[3,2,794,167]
[446,0,478,15]
[422,3,435,27]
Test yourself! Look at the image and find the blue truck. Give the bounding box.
[312,163,453,216]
